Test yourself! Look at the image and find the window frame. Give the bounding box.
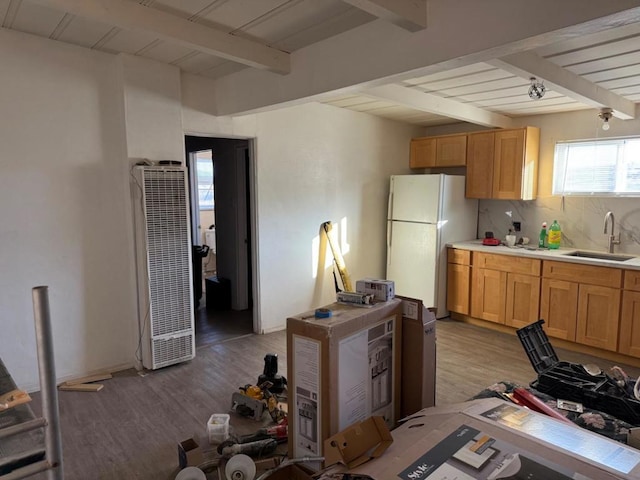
[553,135,640,197]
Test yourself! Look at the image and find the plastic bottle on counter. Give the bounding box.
[548,220,562,249]
[539,222,547,249]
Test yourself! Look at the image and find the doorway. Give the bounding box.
[185,135,256,346]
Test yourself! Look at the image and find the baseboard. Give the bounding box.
[23,361,134,394]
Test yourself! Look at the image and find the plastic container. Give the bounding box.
[548,220,561,249]
[538,222,547,248]
[516,320,640,425]
[207,413,230,444]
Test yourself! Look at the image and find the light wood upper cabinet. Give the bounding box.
[466,132,494,198]
[410,137,436,168]
[436,135,467,167]
[466,127,540,200]
[410,134,467,168]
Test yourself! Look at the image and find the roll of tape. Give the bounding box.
[315,308,332,318]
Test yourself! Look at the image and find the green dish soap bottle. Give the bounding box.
[548,220,562,249]
[539,222,547,248]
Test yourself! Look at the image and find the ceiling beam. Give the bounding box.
[31,0,290,74]
[490,51,636,119]
[363,84,515,128]
[341,0,426,32]
[213,0,640,115]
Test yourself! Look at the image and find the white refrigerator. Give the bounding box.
[386,174,478,318]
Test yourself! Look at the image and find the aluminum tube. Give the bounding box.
[32,286,63,480]
[0,460,51,480]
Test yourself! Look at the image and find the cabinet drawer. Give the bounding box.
[543,261,622,288]
[447,248,471,265]
[473,252,540,275]
[624,270,640,292]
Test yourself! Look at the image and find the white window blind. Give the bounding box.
[553,137,640,196]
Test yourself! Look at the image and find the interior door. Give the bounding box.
[389,175,442,223]
[386,221,438,307]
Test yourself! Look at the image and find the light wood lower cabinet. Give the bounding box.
[447,263,470,315]
[576,284,620,352]
[619,290,640,357]
[505,273,540,329]
[540,278,578,341]
[471,267,506,324]
[447,248,471,315]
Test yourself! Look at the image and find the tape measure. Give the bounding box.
[315,308,332,318]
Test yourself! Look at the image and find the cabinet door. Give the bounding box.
[410,138,436,168]
[493,129,525,199]
[540,278,578,341]
[471,267,506,324]
[466,132,494,198]
[619,290,640,357]
[505,273,540,329]
[576,284,620,352]
[436,135,467,167]
[447,263,470,314]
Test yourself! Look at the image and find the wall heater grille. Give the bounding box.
[132,166,195,370]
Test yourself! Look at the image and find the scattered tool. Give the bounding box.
[257,354,286,394]
[231,382,286,423]
[218,438,278,459]
[224,454,256,480]
[321,221,353,293]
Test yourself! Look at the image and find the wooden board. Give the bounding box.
[0,389,32,410]
[59,383,104,392]
[62,372,112,386]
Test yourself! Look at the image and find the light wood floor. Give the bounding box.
[26,318,640,480]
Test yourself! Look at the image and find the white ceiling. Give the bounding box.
[4,0,640,127]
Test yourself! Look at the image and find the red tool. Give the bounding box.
[512,388,573,424]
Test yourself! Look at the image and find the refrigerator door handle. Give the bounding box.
[387,192,394,220]
[387,221,393,264]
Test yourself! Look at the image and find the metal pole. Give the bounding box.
[32,286,64,479]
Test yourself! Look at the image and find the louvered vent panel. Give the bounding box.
[151,332,194,369]
[143,169,193,337]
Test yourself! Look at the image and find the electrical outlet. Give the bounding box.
[512,221,521,232]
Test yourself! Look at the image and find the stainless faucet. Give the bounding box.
[604,211,621,253]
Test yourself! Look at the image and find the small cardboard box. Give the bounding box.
[323,415,393,469]
[398,297,436,418]
[286,298,403,461]
[328,398,640,479]
[356,278,395,302]
[177,437,203,469]
[265,465,314,480]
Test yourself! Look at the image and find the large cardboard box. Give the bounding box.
[399,297,436,418]
[328,398,640,479]
[286,298,403,460]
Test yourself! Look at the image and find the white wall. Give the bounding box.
[0,28,423,388]
[0,29,136,389]
[252,103,422,332]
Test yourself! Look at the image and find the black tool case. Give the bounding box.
[517,319,640,425]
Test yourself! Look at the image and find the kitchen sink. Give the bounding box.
[562,250,635,262]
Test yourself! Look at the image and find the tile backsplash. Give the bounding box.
[478,197,640,256]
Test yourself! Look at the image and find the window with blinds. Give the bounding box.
[553,137,640,196]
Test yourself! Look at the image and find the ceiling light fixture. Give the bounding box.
[598,108,613,131]
[528,77,546,100]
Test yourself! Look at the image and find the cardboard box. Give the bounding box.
[286,298,403,461]
[177,437,203,469]
[399,297,436,418]
[356,278,395,302]
[265,465,314,480]
[323,415,393,469]
[328,398,640,479]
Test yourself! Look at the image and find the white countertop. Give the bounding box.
[448,240,640,270]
